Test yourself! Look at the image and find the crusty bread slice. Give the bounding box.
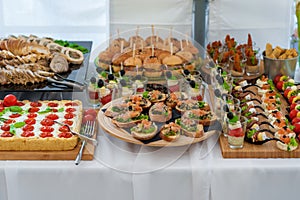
[182,124,204,138]
[131,123,158,140]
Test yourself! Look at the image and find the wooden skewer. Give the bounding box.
[133,43,136,58]
[180,40,183,51]
[120,40,124,53]
[151,44,154,57]
[170,42,173,55]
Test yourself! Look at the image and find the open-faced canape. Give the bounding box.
[149,102,172,122]
[159,122,181,142]
[130,120,158,140]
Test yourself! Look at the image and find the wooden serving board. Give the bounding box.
[219,135,300,158]
[0,138,96,160]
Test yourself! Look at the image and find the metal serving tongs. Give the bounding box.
[46,74,85,90]
[54,121,98,146]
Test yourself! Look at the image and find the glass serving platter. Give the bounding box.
[0,41,92,92]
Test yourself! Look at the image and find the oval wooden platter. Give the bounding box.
[98,100,219,147]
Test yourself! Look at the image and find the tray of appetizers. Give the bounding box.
[98,89,222,147]
[0,35,92,92]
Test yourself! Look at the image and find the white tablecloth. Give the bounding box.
[1,128,300,200]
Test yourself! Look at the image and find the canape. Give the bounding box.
[130,120,158,140]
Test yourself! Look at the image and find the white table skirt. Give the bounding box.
[1,128,300,200]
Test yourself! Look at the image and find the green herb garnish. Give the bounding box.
[58,107,64,112]
[37,107,52,114]
[229,115,239,124]
[54,40,89,54]
[9,106,23,113]
[247,129,257,138]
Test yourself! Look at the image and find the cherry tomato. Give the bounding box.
[273,74,282,85]
[21,131,34,137]
[47,102,58,107]
[4,119,16,124]
[65,102,78,106]
[0,106,4,112]
[64,113,75,119]
[63,120,73,126]
[293,122,300,134]
[276,81,284,91]
[84,109,97,117]
[24,118,36,125]
[28,107,40,113]
[58,132,73,138]
[290,109,298,120]
[22,125,34,131]
[9,113,21,118]
[66,108,76,113]
[82,114,96,124]
[51,108,58,112]
[15,102,25,106]
[40,126,54,133]
[30,102,42,107]
[39,132,53,138]
[284,88,292,98]
[290,103,298,111]
[3,94,17,107]
[289,96,297,104]
[58,125,69,132]
[1,124,10,131]
[40,119,54,126]
[292,117,300,125]
[1,131,13,137]
[27,113,37,118]
[46,114,59,121]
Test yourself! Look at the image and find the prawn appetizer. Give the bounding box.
[159,122,181,142]
[149,102,172,122]
[143,90,166,103]
[130,120,158,140]
[176,118,204,138]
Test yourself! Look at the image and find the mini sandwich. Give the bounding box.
[162,55,183,76]
[123,56,143,76]
[145,35,164,46]
[159,122,181,142]
[149,102,172,122]
[176,50,196,71]
[111,52,132,73]
[143,55,163,77]
[130,120,158,140]
[97,50,114,70]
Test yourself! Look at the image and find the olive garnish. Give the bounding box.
[165,71,172,79]
[135,75,142,80]
[227,112,234,119]
[90,76,96,84]
[108,73,114,80]
[97,79,104,88]
[96,67,103,74]
[120,69,126,76]
[189,80,196,88]
[183,69,190,76]
[214,89,221,98]
[215,74,224,85]
[120,79,126,87]
[223,104,229,112]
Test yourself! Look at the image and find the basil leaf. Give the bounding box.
[58,107,64,112]
[9,106,23,113]
[38,107,52,114]
[9,125,16,135]
[13,122,26,128]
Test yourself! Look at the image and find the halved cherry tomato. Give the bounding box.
[3,94,17,107]
[22,125,34,131]
[4,119,16,124]
[40,126,54,132]
[58,132,73,138]
[21,131,34,137]
[1,124,10,131]
[28,107,40,113]
[1,131,13,137]
[24,118,36,125]
[290,109,298,120]
[30,102,42,107]
[39,132,53,138]
[65,102,78,106]
[46,114,59,120]
[40,119,54,126]
[51,108,58,112]
[47,102,58,107]
[66,108,76,113]
[15,102,25,106]
[0,106,4,112]
[9,113,21,118]
[59,125,69,132]
[64,113,75,119]
[63,120,73,126]
[27,113,37,118]
[292,117,300,125]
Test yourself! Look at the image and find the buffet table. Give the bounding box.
[1,127,300,200]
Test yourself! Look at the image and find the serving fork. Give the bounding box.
[54,120,97,145]
[75,120,96,165]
